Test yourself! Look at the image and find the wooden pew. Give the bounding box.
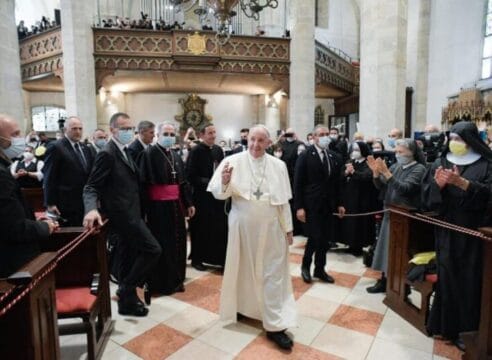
[0,252,60,360]
[42,226,113,360]
[383,205,435,334]
[461,227,492,360]
[21,187,45,213]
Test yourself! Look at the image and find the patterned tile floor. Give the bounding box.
[60,236,463,360]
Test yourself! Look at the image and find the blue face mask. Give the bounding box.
[1,136,26,159]
[158,135,176,148]
[117,129,134,145]
[388,138,396,148]
[318,136,331,149]
[396,154,413,165]
[95,139,107,149]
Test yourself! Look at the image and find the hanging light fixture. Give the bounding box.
[239,0,278,20]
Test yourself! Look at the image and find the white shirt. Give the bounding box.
[138,137,149,150]
[10,158,44,181]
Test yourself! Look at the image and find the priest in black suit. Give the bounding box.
[294,125,345,284]
[42,116,94,226]
[0,114,57,278]
[83,112,161,317]
[186,123,228,270]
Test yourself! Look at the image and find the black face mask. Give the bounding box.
[240,138,248,146]
[284,133,294,138]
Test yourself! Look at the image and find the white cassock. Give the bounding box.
[207,151,297,332]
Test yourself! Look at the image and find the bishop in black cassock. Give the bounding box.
[186,124,228,269]
[139,124,194,295]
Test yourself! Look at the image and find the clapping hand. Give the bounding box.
[222,162,233,185]
[434,165,463,189]
[345,163,354,176]
[367,155,379,176]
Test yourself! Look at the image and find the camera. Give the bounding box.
[45,210,67,224]
[414,131,446,163]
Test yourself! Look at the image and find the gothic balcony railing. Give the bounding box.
[315,40,359,95]
[19,26,63,81]
[92,28,290,88]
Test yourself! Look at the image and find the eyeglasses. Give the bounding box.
[119,127,135,131]
[163,132,175,137]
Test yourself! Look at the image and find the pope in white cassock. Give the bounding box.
[208,125,297,350]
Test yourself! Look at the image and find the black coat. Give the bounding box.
[83,139,142,223]
[423,156,492,340]
[127,139,145,162]
[0,156,50,277]
[42,137,94,225]
[294,145,343,240]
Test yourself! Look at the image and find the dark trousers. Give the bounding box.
[302,209,332,270]
[111,218,161,300]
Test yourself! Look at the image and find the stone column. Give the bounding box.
[1,0,26,130]
[60,0,98,133]
[288,0,316,140]
[317,0,329,29]
[358,0,408,143]
[414,0,431,130]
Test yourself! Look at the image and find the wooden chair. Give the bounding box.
[43,226,113,360]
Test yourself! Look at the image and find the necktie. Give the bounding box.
[74,143,87,170]
[322,150,331,176]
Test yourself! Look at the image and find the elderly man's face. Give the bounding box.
[248,128,271,158]
[93,130,107,141]
[66,118,83,142]
[0,118,21,149]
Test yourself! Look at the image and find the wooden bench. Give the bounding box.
[384,205,435,334]
[21,187,45,213]
[461,227,492,360]
[43,226,113,360]
[0,252,60,360]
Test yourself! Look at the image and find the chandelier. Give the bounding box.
[193,0,279,44]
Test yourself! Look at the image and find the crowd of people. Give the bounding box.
[17,16,59,39]
[98,13,186,31]
[1,112,491,351]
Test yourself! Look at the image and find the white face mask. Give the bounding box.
[318,136,331,149]
[1,136,26,159]
[274,151,283,158]
[350,151,362,160]
[23,152,34,161]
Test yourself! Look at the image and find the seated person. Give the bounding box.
[10,146,44,188]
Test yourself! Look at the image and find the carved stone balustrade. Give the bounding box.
[19,26,63,81]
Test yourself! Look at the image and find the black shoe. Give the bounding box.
[366,277,387,294]
[237,312,246,321]
[118,301,149,317]
[266,331,293,350]
[192,262,207,271]
[174,283,185,293]
[117,288,145,306]
[452,338,466,352]
[313,269,335,283]
[301,266,312,283]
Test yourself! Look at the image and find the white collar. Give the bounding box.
[65,136,79,147]
[314,143,326,154]
[247,151,266,164]
[111,137,127,154]
[446,150,481,166]
[138,137,149,149]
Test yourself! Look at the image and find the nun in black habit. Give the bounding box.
[139,124,195,295]
[422,121,492,350]
[341,141,378,256]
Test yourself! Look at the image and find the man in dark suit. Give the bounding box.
[87,128,108,158]
[232,128,249,154]
[127,120,155,162]
[0,114,57,278]
[83,112,161,317]
[294,125,345,284]
[42,116,95,226]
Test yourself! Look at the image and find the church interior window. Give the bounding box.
[482,0,492,78]
[31,105,67,132]
[314,105,325,125]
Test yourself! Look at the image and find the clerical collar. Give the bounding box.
[446,150,481,166]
